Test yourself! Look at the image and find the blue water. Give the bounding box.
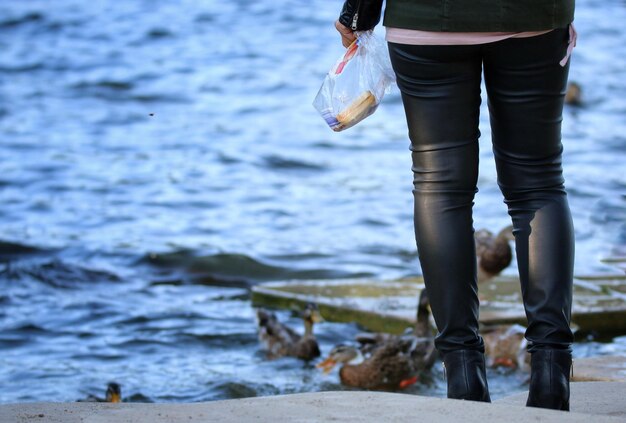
[0,0,625,403]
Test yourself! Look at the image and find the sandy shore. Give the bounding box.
[1,382,624,422]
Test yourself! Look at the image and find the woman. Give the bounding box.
[335,0,576,411]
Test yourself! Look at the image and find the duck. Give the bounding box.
[482,324,529,371]
[77,382,122,403]
[317,289,436,390]
[475,225,515,283]
[256,302,323,361]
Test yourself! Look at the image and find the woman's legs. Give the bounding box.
[389,29,574,406]
[388,42,490,401]
[483,28,574,410]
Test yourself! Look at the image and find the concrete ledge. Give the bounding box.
[571,356,626,382]
[2,382,624,422]
[496,381,626,418]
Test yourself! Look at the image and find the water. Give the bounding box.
[1,0,625,403]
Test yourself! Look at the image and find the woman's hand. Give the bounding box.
[335,20,356,48]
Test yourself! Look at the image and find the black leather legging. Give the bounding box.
[388,28,574,356]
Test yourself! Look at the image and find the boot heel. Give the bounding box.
[530,393,569,411]
[443,350,491,402]
[526,349,571,411]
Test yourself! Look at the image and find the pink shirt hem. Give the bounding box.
[384,25,577,66]
[385,28,552,46]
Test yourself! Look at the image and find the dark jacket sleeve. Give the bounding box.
[338,0,384,31]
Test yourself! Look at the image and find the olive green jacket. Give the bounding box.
[339,0,575,32]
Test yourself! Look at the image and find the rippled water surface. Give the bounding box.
[1,0,625,403]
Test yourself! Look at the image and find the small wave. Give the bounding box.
[0,63,45,73]
[359,244,417,259]
[257,208,293,218]
[0,258,121,288]
[144,251,296,281]
[0,240,51,260]
[266,252,335,261]
[215,152,241,164]
[309,140,372,151]
[176,332,256,348]
[0,12,44,29]
[194,13,215,23]
[0,337,32,348]
[3,323,49,334]
[142,251,373,283]
[71,80,135,91]
[69,353,126,361]
[68,80,190,104]
[0,324,51,348]
[0,179,12,188]
[130,93,191,103]
[109,338,172,349]
[358,217,392,227]
[141,199,218,210]
[145,28,174,39]
[95,112,152,126]
[260,154,327,171]
[138,248,196,266]
[114,311,207,326]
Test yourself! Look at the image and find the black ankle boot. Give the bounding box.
[443,350,491,402]
[526,349,571,411]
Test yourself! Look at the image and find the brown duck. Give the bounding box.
[475,225,515,283]
[317,289,436,390]
[256,303,322,361]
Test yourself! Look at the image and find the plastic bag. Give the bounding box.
[313,31,395,132]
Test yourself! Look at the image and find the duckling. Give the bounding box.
[318,289,436,390]
[565,81,582,106]
[78,382,122,403]
[482,324,529,371]
[475,225,514,283]
[256,302,322,361]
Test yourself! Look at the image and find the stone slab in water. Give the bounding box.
[251,275,626,335]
